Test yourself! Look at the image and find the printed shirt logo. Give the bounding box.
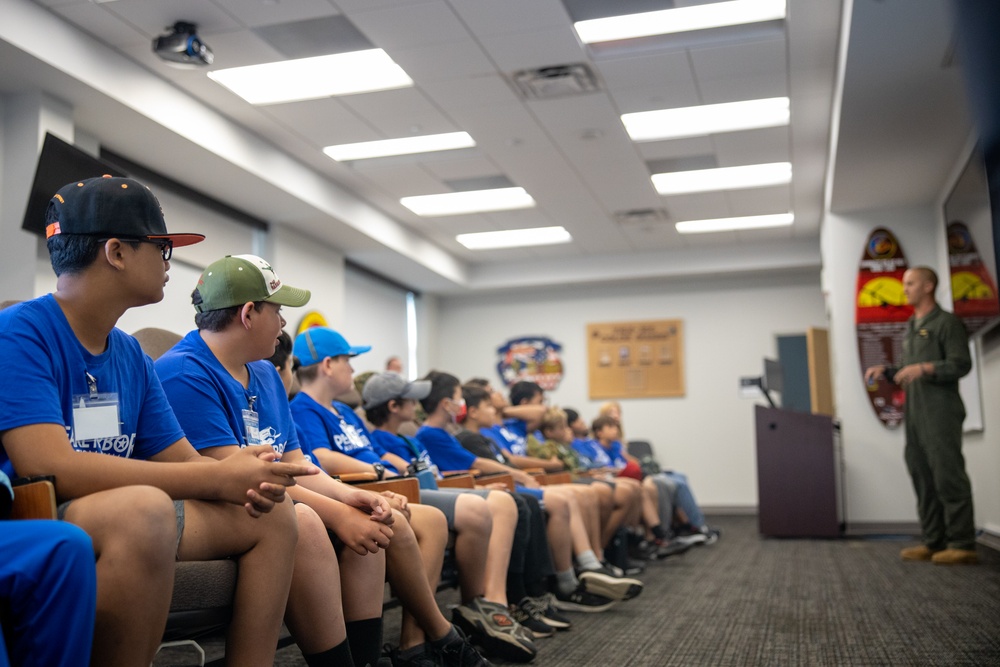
[67,425,136,458]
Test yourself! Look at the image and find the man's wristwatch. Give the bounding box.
[372,463,386,481]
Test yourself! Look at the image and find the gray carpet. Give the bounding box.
[154,515,1000,666]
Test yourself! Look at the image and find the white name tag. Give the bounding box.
[72,393,121,441]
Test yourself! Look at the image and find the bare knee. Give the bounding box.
[411,503,448,538]
[455,494,492,537]
[294,503,332,554]
[70,486,176,561]
[545,492,569,522]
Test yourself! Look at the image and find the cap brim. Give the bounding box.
[265,284,312,308]
[347,345,372,357]
[148,233,205,248]
[401,380,431,401]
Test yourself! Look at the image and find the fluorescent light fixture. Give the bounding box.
[324,132,475,161]
[400,187,536,216]
[622,97,791,141]
[457,226,572,250]
[622,97,790,142]
[675,212,794,234]
[208,49,412,105]
[653,162,792,195]
[575,0,786,44]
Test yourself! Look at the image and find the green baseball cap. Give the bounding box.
[194,254,311,313]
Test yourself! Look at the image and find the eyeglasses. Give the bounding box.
[98,237,173,261]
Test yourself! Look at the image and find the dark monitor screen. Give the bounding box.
[763,358,784,394]
[21,133,126,238]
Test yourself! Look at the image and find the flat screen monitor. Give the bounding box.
[762,358,783,408]
[21,133,126,238]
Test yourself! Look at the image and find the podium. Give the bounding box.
[755,405,842,537]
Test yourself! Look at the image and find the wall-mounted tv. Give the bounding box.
[21,133,126,238]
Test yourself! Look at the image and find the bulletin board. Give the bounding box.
[587,320,685,399]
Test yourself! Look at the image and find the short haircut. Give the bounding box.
[365,400,392,427]
[462,384,492,411]
[354,370,375,397]
[540,406,567,435]
[564,408,581,426]
[296,363,320,385]
[591,415,620,435]
[912,265,939,291]
[191,288,264,332]
[420,370,461,414]
[266,331,293,369]
[509,380,543,406]
[465,377,490,389]
[47,235,139,276]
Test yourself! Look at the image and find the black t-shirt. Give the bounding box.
[456,428,511,465]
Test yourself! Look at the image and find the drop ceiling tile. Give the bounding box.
[101,0,242,36]
[259,98,380,146]
[698,72,788,105]
[607,83,703,115]
[595,50,695,93]
[340,88,458,138]
[725,185,792,216]
[345,2,470,51]
[211,0,341,29]
[333,0,434,11]
[711,126,791,165]
[447,0,572,36]
[53,3,150,47]
[689,37,788,81]
[351,162,446,197]
[636,136,717,161]
[193,29,285,67]
[476,26,587,72]
[391,41,496,82]
[660,192,732,221]
[421,156,504,182]
[427,213,498,235]
[419,76,521,112]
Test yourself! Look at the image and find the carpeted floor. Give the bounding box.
[154,515,1000,666]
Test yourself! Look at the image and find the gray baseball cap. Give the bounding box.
[362,372,431,410]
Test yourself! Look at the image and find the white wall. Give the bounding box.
[342,267,409,376]
[268,225,346,342]
[433,271,829,509]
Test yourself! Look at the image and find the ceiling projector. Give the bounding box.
[153,22,214,68]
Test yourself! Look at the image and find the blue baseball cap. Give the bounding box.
[294,327,371,367]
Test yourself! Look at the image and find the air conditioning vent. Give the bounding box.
[613,208,670,225]
[510,63,600,100]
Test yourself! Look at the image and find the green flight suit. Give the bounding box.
[901,306,974,550]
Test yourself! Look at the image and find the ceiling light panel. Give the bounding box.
[574,0,786,44]
[622,97,790,142]
[208,49,412,105]
[653,162,792,195]
[324,132,475,161]
[675,212,794,234]
[457,226,572,250]
[401,187,536,216]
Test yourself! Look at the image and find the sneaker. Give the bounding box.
[528,594,572,630]
[900,545,940,561]
[931,548,979,565]
[452,598,537,663]
[510,598,555,638]
[388,643,441,667]
[552,584,617,613]
[578,568,643,601]
[627,538,658,561]
[654,539,691,559]
[672,533,707,547]
[701,527,721,545]
[434,627,494,667]
[623,558,646,576]
[600,561,625,577]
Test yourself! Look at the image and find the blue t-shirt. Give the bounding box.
[289,394,398,473]
[571,438,614,469]
[0,295,184,477]
[480,423,528,457]
[155,330,301,458]
[602,440,628,468]
[414,425,477,472]
[369,429,431,470]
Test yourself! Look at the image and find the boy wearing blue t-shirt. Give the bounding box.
[288,328,493,666]
[156,255,393,667]
[0,177,316,667]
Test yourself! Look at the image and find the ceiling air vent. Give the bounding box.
[510,63,600,100]
[613,208,670,226]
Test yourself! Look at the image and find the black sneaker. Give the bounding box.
[628,538,658,561]
[434,627,494,667]
[387,643,441,667]
[452,598,537,663]
[623,558,646,576]
[654,539,692,559]
[578,568,643,601]
[551,584,617,613]
[527,594,571,630]
[510,598,555,638]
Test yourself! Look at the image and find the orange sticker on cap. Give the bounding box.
[45,222,61,238]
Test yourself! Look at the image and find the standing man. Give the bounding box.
[865,266,976,565]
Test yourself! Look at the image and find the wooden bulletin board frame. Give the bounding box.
[587,319,685,399]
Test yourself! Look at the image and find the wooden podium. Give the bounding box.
[755,405,842,538]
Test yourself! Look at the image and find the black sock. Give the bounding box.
[430,625,461,649]
[508,571,528,604]
[303,638,353,667]
[346,617,383,667]
[525,577,548,599]
[651,524,668,540]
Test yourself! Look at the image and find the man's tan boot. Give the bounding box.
[931,548,978,565]
[900,545,938,561]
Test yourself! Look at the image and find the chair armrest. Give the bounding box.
[437,474,476,489]
[10,478,57,520]
[474,472,515,492]
[541,472,573,486]
[338,472,378,483]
